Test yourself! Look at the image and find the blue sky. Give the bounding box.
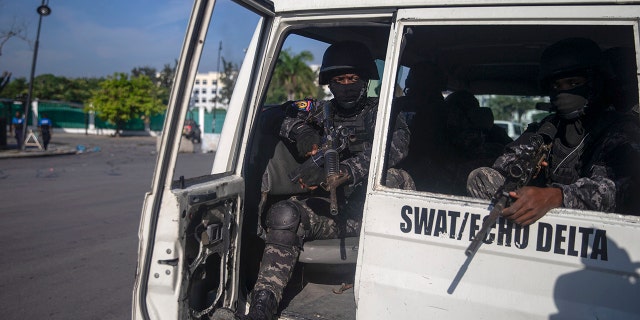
[0,0,325,80]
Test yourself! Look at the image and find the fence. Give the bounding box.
[0,99,226,135]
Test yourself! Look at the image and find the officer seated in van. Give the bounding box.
[407,89,510,195]
[225,41,411,320]
[467,37,640,225]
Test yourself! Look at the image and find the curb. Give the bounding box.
[0,145,79,159]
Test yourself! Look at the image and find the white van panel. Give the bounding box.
[356,193,640,319]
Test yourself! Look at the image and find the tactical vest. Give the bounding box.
[548,136,587,185]
[333,98,377,156]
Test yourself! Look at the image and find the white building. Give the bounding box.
[191,71,227,112]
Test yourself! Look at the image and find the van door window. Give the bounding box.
[382,23,639,216]
[173,0,261,182]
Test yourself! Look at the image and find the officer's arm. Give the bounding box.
[388,111,410,167]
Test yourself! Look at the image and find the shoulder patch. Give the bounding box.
[292,99,315,112]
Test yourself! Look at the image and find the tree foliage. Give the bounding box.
[0,76,27,99]
[88,73,165,136]
[131,62,176,104]
[484,95,546,122]
[266,49,319,104]
[218,58,238,106]
[0,74,102,102]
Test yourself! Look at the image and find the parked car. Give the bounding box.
[494,120,524,139]
[182,119,201,143]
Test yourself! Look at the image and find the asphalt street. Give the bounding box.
[0,133,212,320]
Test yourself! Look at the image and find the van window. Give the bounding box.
[383,22,638,216]
[172,0,261,182]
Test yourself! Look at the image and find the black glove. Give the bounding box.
[298,165,326,188]
[295,128,321,158]
[339,164,353,185]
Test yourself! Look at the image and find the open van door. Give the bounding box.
[132,1,274,319]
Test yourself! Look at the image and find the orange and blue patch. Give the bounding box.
[293,99,314,112]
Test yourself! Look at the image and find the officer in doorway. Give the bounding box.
[224,41,410,320]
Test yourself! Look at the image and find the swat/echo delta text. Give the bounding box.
[399,205,608,261]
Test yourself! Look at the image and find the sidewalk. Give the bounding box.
[0,132,112,159]
[0,141,78,159]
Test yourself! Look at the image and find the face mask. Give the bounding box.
[550,85,590,120]
[329,79,367,110]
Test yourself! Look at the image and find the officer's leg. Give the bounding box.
[245,200,306,320]
[466,167,505,199]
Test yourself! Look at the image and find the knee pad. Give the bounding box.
[265,201,303,248]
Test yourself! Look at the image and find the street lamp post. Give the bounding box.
[23,0,52,150]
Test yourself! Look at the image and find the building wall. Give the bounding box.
[192,71,227,112]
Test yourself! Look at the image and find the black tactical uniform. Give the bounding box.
[468,37,640,216]
[238,41,410,320]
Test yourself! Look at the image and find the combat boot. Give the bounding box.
[241,290,278,320]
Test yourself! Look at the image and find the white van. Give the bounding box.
[133,1,640,319]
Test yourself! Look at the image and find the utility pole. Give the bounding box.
[23,0,52,150]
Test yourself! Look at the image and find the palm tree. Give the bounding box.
[267,49,318,103]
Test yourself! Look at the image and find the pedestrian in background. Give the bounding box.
[39,113,52,150]
[11,111,24,150]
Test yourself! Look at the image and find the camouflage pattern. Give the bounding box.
[468,110,640,215]
[282,97,410,184]
[253,97,411,304]
[466,167,505,200]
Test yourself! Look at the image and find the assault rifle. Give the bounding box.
[289,102,352,215]
[465,122,556,258]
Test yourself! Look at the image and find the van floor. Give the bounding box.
[278,264,356,320]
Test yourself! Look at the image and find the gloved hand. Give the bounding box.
[295,129,321,158]
[339,164,353,185]
[297,165,326,190]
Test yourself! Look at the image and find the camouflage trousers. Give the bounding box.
[466,167,505,199]
[252,168,414,304]
[252,196,362,303]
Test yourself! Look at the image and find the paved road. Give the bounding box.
[0,133,212,320]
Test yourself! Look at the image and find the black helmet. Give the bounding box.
[539,37,602,90]
[319,41,379,85]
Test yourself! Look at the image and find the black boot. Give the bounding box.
[241,290,278,320]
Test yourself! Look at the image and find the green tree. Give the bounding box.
[218,58,238,106]
[0,77,28,99]
[65,77,102,103]
[485,95,546,122]
[157,60,177,103]
[88,73,165,136]
[32,74,71,101]
[266,49,318,104]
[131,66,157,80]
[133,62,176,104]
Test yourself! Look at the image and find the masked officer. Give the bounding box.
[467,37,640,225]
[227,41,410,320]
